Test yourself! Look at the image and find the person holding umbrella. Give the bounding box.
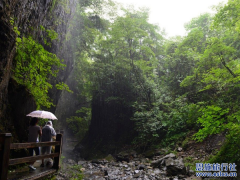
[28,117,42,171]
[26,110,58,169]
[40,121,56,167]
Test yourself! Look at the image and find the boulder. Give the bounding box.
[177,147,183,152]
[116,150,137,162]
[80,168,85,172]
[188,170,195,176]
[144,149,167,158]
[67,159,76,165]
[133,173,140,178]
[103,168,108,176]
[104,154,115,162]
[91,159,101,164]
[151,153,176,167]
[154,168,162,174]
[138,164,146,170]
[165,158,186,176]
[134,170,140,174]
[144,149,156,158]
[78,161,86,165]
[91,159,108,165]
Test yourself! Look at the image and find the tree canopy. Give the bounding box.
[10,0,240,166]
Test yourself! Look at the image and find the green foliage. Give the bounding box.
[193,106,229,142]
[59,164,84,180]
[182,135,192,150]
[50,0,70,13]
[38,119,49,127]
[66,107,91,140]
[13,35,71,108]
[178,0,240,164]
[184,156,200,171]
[160,100,201,147]
[69,165,84,180]
[50,0,57,12]
[57,0,240,162]
[132,103,163,144]
[39,25,59,47]
[208,123,240,164]
[129,2,240,153]
[56,82,73,93]
[132,93,202,147]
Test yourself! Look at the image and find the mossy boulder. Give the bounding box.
[104,154,115,162]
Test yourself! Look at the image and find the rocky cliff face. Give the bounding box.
[0,0,76,139]
[75,89,136,159]
[0,0,17,125]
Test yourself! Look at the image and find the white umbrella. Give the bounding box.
[26,110,58,120]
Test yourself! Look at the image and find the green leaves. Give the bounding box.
[57,0,240,161]
[13,36,70,109]
[56,82,73,93]
[66,107,91,140]
[193,106,229,142]
[132,103,163,143]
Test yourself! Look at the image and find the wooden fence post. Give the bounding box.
[0,133,12,180]
[60,130,64,149]
[53,134,62,170]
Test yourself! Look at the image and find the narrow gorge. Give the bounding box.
[1,0,240,179]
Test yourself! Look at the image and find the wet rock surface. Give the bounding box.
[151,153,176,168]
[165,157,186,176]
[57,152,193,180]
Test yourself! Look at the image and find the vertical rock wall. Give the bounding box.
[0,8,16,124]
[0,0,76,139]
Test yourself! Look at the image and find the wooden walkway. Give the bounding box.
[0,133,63,180]
[8,160,56,180]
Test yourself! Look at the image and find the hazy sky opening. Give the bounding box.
[116,0,228,37]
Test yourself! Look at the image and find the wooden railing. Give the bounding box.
[0,133,63,180]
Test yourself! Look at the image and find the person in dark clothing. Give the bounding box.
[28,117,42,170]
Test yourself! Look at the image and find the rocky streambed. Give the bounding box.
[57,151,196,180]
